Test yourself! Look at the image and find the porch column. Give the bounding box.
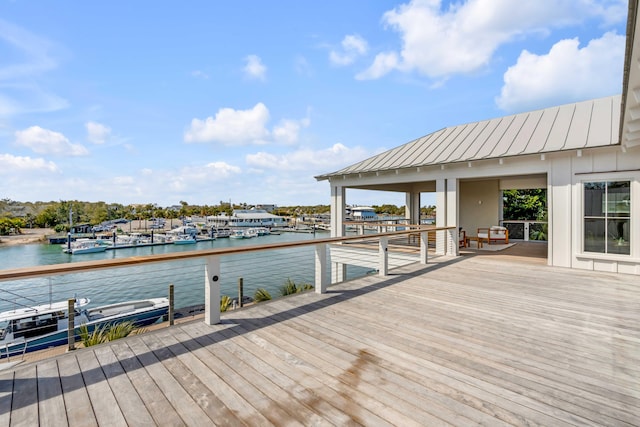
[446,178,459,256]
[330,184,345,237]
[405,192,421,226]
[204,255,221,325]
[435,179,447,255]
[330,183,346,283]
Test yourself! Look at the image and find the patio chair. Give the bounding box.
[477,226,509,245]
[459,228,466,248]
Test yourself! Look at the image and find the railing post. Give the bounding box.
[168,284,174,326]
[67,298,75,352]
[315,243,328,294]
[420,231,428,264]
[524,222,530,241]
[238,277,244,308]
[379,236,388,276]
[204,255,221,325]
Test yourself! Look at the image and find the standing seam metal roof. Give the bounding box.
[316,95,621,180]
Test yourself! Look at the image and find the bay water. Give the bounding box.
[0,232,368,313]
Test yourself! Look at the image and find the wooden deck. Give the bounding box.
[1,253,638,426]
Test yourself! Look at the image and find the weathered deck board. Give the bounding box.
[1,254,639,426]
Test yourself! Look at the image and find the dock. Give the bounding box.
[1,249,637,426]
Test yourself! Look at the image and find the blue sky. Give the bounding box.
[0,0,628,208]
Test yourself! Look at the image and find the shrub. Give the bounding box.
[79,321,141,347]
[254,288,272,302]
[220,295,232,312]
[279,278,313,296]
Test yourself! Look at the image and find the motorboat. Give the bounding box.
[0,296,169,358]
[229,229,246,239]
[63,239,111,254]
[210,227,232,238]
[173,234,197,244]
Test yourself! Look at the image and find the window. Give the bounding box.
[583,181,630,255]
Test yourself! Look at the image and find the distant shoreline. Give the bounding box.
[0,228,54,247]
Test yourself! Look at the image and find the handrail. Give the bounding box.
[0,226,455,282]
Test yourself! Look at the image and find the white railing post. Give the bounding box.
[524,222,530,241]
[379,236,388,277]
[420,231,428,264]
[447,228,458,255]
[315,243,328,294]
[204,255,221,325]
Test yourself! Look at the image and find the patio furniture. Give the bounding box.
[477,226,509,245]
[459,229,466,248]
[465,236,483,248]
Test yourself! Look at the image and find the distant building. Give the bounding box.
[351,206,377,220]
[207,209,286,228]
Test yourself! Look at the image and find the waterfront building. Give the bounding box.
[350,206,377,220]
[317,3,640,276]
[206,209,286,228]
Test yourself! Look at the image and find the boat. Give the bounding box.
[0,296,169,358]
[210,227,232,238]
[63,239,111,254]
[173,234,197,244]
[229,229,247,239]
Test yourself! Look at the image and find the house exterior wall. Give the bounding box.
[459,180,500,237]
[569,146,640,275]
[327,144,640,275]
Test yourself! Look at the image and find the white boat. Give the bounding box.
[210,227,232,238]
[63,239,111,254]
[173,234,197,244]
[0,297,169,358]
[229,229,247,239]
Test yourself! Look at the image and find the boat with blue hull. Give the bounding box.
[0,297,169,358]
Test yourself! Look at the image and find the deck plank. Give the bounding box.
[57,354,98,427]
[108,340,185,427]
[37,359,67,427]
[92,345,156,426]
[138,330,256,427]
[75,349,127,427]
[124,335,215,426]
[0,369,13,427]
[10,364,39,427]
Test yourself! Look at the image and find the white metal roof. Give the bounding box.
[317,95,621,180]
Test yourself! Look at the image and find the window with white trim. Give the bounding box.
[583,181,630,255]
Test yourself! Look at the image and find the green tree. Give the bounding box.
[503,189,546,220]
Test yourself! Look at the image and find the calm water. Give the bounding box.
[0,232,368,312]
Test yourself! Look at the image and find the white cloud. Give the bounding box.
[496,31,625,112]
[358,0,626,80]
[330,34,369,66]
[184,103,271,145]
[14,126,89,156]
[246,143,370,171]
[86,121,111,144]
[356,52,399,80]
[184,104,309,146]
[243,55,267,81]
[272,118,310,145]
[0,153,59,173]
